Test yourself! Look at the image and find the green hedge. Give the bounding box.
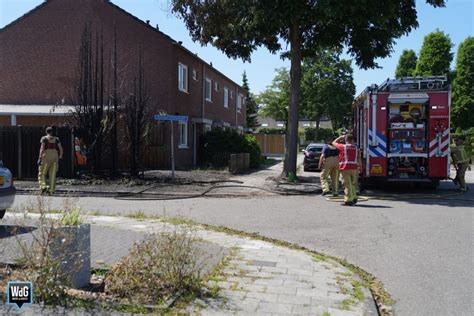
[304,127,334,142]
[201,129,263,168]
[258,127,286,134]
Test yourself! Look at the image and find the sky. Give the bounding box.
[0,0,473,96]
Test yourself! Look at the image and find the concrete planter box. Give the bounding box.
[51,224,91,289]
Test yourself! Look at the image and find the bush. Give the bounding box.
[242,134,263,168]
[257,127,285,134]
[104,229,202,305]
[201,128,263,168]
[304,127,334,142]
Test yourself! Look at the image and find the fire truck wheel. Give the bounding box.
[429,179,440,189]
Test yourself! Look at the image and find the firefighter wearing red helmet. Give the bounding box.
[332,134,361,206]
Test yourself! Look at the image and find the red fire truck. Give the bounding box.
[353,76,451,188]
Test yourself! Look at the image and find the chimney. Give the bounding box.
[146,20,150,25]
[156,24,159,30]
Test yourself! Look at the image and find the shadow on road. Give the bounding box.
[362,182,473,208]
[353,204,392,209]
[300,167,473,208]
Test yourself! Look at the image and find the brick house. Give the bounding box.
[0,0,247,168]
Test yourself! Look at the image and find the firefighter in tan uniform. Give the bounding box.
[333,134,360,206]
[38,127,63,194]
[319,137,339,196]
[450,136,470,192]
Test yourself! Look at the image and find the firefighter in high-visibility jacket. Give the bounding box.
[450,136,471,192]
[332,134,361,206]
[38,127,63,194]
[319,137,339,196]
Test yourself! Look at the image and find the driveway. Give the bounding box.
[10,161,474,316]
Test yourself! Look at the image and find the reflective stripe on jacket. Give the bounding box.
[451,145,469,164]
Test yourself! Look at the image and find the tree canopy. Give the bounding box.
[242,71,259,132]
[395,49,417,78]
[171,0,446,176]
[415,30,453,76]
[452,37,474,130]
[300,51,355,130]
[257,68,290,124]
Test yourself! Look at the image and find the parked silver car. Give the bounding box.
[0,160,15,219]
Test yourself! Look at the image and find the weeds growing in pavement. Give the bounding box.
[3,195,89,307]
[104,227,203,306]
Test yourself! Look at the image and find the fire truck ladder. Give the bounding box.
[378,76,448,91]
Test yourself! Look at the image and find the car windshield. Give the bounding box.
[307,146,323,153]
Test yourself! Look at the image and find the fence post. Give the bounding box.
[17,126,22,179]
[264,134,267,156]
[71,129,75,177]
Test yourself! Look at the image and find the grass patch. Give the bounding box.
[161,217,195,226]
[340,298,353,310]
[90,268,109,277]
[313,253,329,262]
[126,211,147,220]
[352,286,365,301]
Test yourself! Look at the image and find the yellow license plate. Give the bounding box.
[371,165,382,174]
[0,176,3,185]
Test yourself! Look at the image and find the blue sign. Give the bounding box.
[154,115,188,122]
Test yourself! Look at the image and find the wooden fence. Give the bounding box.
[0,126,74,179]
[255,134,285,156]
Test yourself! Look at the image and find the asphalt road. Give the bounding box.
[10,171,474,316]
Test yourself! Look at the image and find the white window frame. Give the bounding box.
[192,69,198,81]
[224,87,229,108]
[215,82,219,92]
[178,121,188,148]
[230,90,234,99]
[237,93,243,113]
[178,63,188,93]
[205,78,212,102]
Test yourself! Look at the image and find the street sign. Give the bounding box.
[154,115,188,122]
[152,114,188,180]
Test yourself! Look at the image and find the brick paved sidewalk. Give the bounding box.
[1,214,377,315]
[96,215,377,315]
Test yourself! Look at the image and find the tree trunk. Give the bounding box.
[314,118,320,142]
[283,25,302,177]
